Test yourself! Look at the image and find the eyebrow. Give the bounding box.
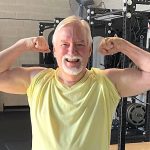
[60,40,67,43]
[60,40,85,43]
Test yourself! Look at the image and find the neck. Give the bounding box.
[57,68,87,86]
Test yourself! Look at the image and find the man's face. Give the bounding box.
[53,23,91,76]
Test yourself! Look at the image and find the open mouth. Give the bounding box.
[62,55,83,75]
[62,55,82,68]
[65,58,80,63]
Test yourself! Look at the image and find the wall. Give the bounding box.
[0,0,72,108]
[102,0,123,9]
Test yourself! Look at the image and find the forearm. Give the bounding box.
[121,39,150,72]
[0,36,50,73]
[0,39,28,73]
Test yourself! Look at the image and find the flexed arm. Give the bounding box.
[99,37,150,72]
[99,37,150,97]
[0,36,50,73]
[0,36,50,94]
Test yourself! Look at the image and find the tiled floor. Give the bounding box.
[0,110,32,150]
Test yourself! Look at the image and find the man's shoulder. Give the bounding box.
[90,67,106,75]
[30,67,55,83]
[90,67,120,84]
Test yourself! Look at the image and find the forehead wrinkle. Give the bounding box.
[73,24,85,38]
[60,39,85,43]
[59,28,86,43]
[57,23,87,45]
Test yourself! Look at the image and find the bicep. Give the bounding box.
[0,67,45,94]
[0,67,31,94]
[108,68,150,97]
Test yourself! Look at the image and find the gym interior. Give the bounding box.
[0,0,150,150]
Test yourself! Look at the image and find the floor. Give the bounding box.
[0,109,149,150]
[0,110,32,150]
[109,142,150,150]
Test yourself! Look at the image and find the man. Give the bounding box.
[0,16,150,150]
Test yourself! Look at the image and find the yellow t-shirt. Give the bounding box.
[27,68,120,150]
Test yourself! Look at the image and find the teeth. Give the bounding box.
[66,58,79,62]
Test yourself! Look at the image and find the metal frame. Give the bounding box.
[86,1,150,150]
[39,18,64,65]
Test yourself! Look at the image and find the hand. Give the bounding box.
[98,37,124,55]
[24,36,50,53]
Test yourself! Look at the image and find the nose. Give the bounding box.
[68,44,77,55]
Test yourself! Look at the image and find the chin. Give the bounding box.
[63,65,84,76]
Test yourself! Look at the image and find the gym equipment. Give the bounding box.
[126,103,146,127]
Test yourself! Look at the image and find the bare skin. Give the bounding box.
[0,36,49,94]
[0,25,150,98]
[99,37,150,97]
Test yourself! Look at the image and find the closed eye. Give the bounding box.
[61,43,69,47]
[76,43,85,47]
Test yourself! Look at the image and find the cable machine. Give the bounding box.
[86,0,150,150]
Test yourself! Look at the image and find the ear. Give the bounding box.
[88,47,92,57]
[53,47,56,58]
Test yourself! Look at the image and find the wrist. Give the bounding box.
[16,38,31,52]
[117,38,130,53]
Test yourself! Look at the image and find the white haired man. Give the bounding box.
[0,16,150,150]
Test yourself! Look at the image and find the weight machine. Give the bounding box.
[119,1,150,149]
[39,18,64,68]
[86,0,150,150]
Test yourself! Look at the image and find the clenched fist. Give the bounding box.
[23,36,50,53]
[98,37,126,55]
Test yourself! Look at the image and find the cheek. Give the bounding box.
[54,47,66,57]
[55,53,62,61]
[81,48,91,58]
[54,51,66,64]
